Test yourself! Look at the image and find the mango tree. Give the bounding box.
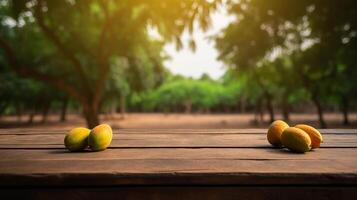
[0,0,220,127]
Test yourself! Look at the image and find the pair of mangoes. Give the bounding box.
[267,120,323,153]
[64,124,113,152]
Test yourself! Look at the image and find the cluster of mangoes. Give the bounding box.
[267,120,323,153]
[64,124,113,152]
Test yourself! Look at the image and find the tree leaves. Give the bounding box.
[9,0,27,20]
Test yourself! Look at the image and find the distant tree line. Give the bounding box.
[1,0,357,128]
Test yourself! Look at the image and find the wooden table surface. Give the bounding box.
[0,129,356,199]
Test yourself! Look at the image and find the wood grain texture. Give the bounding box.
[0,148,356,186]
[0,132,356,148]
[1,128,357,135]
[0,129,356,188]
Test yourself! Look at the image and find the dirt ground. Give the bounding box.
[1,113,357,129]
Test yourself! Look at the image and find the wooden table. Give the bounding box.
[0,129,356,199]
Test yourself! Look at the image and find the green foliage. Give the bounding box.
[1,0,357,127]
[0,0,220,127]
[214,0,357,125]
[128,75,243,113]
[0,71,67,116]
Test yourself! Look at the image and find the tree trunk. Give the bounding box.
[120,95,126,119]
[257,100,264,123]
[253,110,259,124]
[341,95,349,126]
[0,103,7,120]
[83,104,100,128]
[312,95,326,128]
[204,108,210,114]
[16,104,22,122]
[239,95,246,113]
[184,100,192,114]
[60,98,68,122]
[105,102,116,120]
[282,106,290,122]
[28,111,35,124]
[41,102,51,123]
[265,94,275,123]
[282,101,290,122]
[224,105,230,113]
[253,101,260,125]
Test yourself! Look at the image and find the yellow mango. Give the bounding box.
[267,120,289,147]
[64,127,91,152]
[295,124,323,148]
[281,127,311,153]
[88,124,113,151]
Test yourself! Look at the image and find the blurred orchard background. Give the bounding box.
[1,0,357,129]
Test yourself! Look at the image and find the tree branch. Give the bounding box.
[92,1,116,106]
[35,0,91,94]
[68,29,96,59]
[0,34,86,104]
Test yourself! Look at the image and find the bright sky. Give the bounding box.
[163,7,234,80]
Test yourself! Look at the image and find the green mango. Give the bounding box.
[64,127,91,152]
[88,124,113,151]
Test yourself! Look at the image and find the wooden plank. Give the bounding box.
[0,161,356,186]
[0,133,356,148]
[1,148,356,161]
[2,186,357,200]
[1,128,357,135]
[0,129,356,188]
[0,148,356,186]
[0,129,268,135]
